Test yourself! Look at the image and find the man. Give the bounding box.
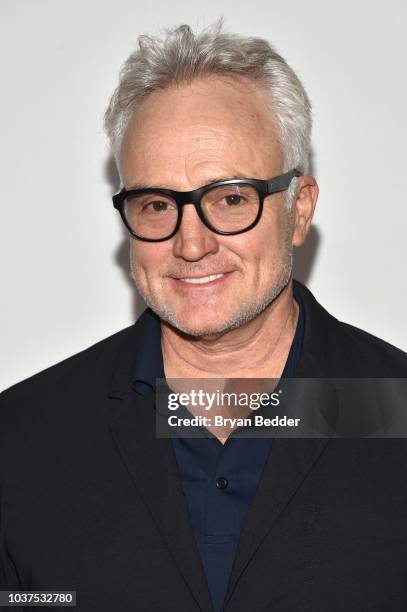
[1,21,407,612]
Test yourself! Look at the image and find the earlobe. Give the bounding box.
[291,177,318,247]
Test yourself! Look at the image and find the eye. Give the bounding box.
[145,200,169,212]
[139,198,177,213]
[224,194,244,206]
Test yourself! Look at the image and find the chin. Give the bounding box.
[163,311,233,337]
[160,303,268,338]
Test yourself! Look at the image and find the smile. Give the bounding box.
[178,273,225,284]
[171,272,233,286]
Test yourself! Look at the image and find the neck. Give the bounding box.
[161,279,299,381]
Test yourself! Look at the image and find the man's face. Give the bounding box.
[120,76,296,336]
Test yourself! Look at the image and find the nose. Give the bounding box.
[172,204,220,261]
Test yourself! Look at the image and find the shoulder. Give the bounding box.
[294,280,407,376]
[0,322,138,414]
[334,319,407,376]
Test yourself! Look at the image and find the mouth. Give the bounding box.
[170,271,233,286]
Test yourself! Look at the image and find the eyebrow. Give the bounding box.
[125,175,252,191]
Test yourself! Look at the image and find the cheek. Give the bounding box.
[245,219,281,261]
[131,243,167,278]
[242,217,291,280]
[262,205,293,254]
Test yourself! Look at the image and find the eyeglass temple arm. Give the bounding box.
[267,169,302,193]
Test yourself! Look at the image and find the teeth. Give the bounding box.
[179,273,225,284]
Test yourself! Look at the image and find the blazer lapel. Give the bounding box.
[108,392,213,612]
[224,280,337,605]
[107,317,213,612]
[223,436,329,605]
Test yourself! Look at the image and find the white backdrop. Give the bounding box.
[1,0,406,390]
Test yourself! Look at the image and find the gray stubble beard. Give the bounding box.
[129,235,293,338]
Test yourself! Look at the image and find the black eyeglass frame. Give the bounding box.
[112,168,301,242]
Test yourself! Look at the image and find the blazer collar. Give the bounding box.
[292,280,335,377]
[107,307,161,399]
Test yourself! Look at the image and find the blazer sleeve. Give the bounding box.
[0,483,21,591]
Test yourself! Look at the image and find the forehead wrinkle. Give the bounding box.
[127,135,265,191]
[124,138,277,191]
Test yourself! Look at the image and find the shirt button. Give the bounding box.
[216,476,228,490]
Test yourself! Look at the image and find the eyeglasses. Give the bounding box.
[112,168,301,242]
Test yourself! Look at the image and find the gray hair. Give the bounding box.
[104,20,312,207]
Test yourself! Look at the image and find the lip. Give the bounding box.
[169,271,234,287]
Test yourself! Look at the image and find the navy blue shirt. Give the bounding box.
[132,291,305,611]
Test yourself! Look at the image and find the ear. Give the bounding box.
[292,176,319,247]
